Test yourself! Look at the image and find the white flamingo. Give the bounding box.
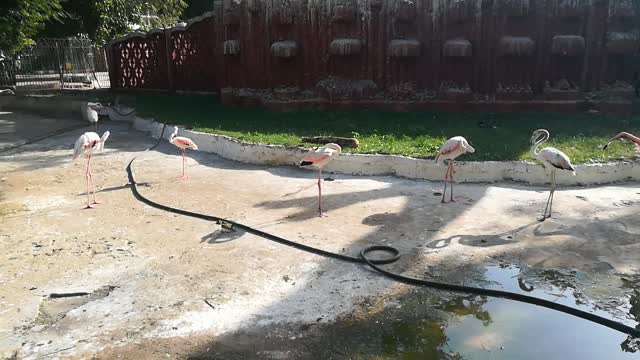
[530,129,575,221]
[299,143,342,217]
[81,102,102,132]
[73,131,110,209]
[169,126,198,180]
[435,136,475,203]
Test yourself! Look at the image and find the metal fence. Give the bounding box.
[0,38,110,91]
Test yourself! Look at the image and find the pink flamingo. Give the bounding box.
[169,126,199,180]
[435,136,475,203]
[603,132,640,152]
[299,143,342,217]
[73,131,110,209]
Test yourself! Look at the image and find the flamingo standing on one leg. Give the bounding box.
[81,102,102,132]
[435,136,475,203]
[299,143,341,217]
[72,131,110,209]
[603,132,640,152]
[530,129,576,222]
[169,126,199,180]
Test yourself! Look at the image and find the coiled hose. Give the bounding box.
[127,123,640,338]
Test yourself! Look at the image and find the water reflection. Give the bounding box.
[621,284,639,353]
[334,264,638,359]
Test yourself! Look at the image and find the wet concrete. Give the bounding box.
[0,111,84,151]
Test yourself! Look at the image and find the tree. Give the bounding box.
[0,0,64,53]
[183,0,214,19]
[39,0,187,45]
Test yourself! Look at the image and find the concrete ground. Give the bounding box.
[0,111,639,359]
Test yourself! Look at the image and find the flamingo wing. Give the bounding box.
[73,134,87,160]
[72,132,99,159]
[300,146,338,167]
[435,138,462,164]
[540,147,575,174]
[175,136,198,150]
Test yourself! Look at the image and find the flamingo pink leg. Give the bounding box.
[178,149,189,180]
[88,153,100,205]
[317,168,326,217]
[442,161,453,203]
[449,160,455,202]
[84,149,95,209]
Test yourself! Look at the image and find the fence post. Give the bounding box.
[165,28,175,93]
[54,41,64,89]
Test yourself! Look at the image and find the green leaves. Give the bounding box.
[0,0,63,53]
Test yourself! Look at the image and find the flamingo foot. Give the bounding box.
[84,204,96,209]
[91,200,101,205]
[318,212,328,218]
[177,175,190,180]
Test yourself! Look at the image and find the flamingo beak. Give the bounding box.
[603,142,611,150]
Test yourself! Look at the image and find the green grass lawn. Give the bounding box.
[128,94,640,164]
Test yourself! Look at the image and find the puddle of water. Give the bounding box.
[333,264,639,359]
[440,265,639,359]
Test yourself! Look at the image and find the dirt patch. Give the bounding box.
[33,286,116,327]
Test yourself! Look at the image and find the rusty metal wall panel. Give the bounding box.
[105,0,640,97]
[171,15,218,91]
[110,32,168,90]
[491,0,542,98]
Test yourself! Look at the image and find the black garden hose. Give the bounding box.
[127,124,640,339]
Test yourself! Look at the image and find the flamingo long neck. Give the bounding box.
[622,133,640,145]
[531,132,548,158]
[169,129,178,143]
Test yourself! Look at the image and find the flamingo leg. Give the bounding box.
[84,150,94,209]
[178,149,189,180]
[441,161,450,203]
[88,153,100,204]
[539,170,555,221]
[317,168,326,217]
[449,160,455,202]
[551,172,555,216]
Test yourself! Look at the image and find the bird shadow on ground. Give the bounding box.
[75,182,154,196]
[253,187,433,222]
[425,221,542,249]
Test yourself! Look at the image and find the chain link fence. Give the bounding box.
[0,38,110,92]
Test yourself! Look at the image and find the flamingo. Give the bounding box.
[435,136,475,203]
[299,143,342,217]
[73,131,110,209]
[603,132,640,152]
[530,129,576,221]
[169,126,199,180]
[81,102,102,132]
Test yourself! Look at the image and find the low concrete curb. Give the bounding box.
[133,117,640,186]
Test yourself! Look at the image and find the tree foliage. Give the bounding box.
[0,0,64,53]
[40,0,187,45]
[183,0,214,19]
